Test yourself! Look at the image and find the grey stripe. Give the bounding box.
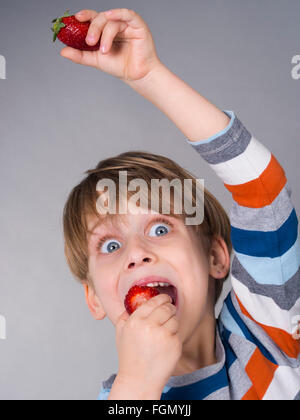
[204,386,230,400]
[190,114,252,165]
[294,390,300,400]
[230,182,294,232]
[102,373,117,389]
[227,359,253,399]
[228,331,256,366]
[232,255,300,311]
[226,333,256,399]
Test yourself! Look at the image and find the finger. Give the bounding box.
[100,21,128,54]
[60,47,98,68]
[132,293,172,319]
[85,12,108,46]
[164,316,179,335]
[75,9,99,22]
[150,302,177,326]
[104,8,144,30]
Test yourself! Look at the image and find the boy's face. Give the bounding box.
[85,200,218,344]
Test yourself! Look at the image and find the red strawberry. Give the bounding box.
[51,10,101,51]
[124,285,160,315]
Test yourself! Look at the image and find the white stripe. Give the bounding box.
[209,137,271,185]
[231,274,300,334]
[262,365,300,400]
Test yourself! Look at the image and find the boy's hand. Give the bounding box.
[115,293,182,391]
[60,8,161,84]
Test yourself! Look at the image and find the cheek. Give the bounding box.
[88,257,112,296]
[171,238,210,299]
[166,236,209,275]
[89,256,122,310]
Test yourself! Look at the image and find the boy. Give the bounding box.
[61,8,300,399]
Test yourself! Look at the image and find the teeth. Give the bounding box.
[146,282,171,287]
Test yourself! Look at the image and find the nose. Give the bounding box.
[124,237,157,270]
[128,256,152,269]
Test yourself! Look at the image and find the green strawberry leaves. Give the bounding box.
[51,21,66,42]
[51,10,71,42]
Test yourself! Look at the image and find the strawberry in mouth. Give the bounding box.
[124,284,177,315]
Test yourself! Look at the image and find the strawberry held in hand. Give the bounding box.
[51,10,101,51]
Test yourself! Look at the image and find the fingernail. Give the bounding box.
[101,44,107,53]
[105,10,113,15]
[87,35,95,42]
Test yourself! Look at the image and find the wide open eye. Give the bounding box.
[97,238,122,254]
[148,221,172,237]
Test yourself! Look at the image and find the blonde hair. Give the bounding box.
[63,150,232,303]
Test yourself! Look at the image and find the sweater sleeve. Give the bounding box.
[96,373,116,400]
[97,386,110,400]
[187,110,300,360]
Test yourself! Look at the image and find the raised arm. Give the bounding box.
[126,62,231,141]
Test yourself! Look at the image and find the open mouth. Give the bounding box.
[154,285,178,307]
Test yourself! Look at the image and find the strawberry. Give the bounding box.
[51,10,101,51]
[124,285,160,315]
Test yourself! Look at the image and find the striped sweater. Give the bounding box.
[98,110,300,400]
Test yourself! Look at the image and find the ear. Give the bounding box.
[83,283,106,320]
[208,236,230,279]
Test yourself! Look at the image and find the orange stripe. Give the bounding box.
[242,386,259,400]
[236,294,300,359]
[224,154,286,208]
[242,348,278,400]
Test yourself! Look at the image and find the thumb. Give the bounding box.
[60,47,98,67]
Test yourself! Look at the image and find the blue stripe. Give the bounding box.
[97,387,110,400]
[220,325,237,370]
[225,293,277,365]
[186,110,235,145]
[161,365,229,400]
[231,208,298,258]
[235,237,300,286]
[219,302,246,339]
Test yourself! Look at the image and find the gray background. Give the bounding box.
[0,0,299,400]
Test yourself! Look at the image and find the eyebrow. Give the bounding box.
[87,219,104,234]
[87,213,181,236]
[87,214,129,235]
[87,218,115,235]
